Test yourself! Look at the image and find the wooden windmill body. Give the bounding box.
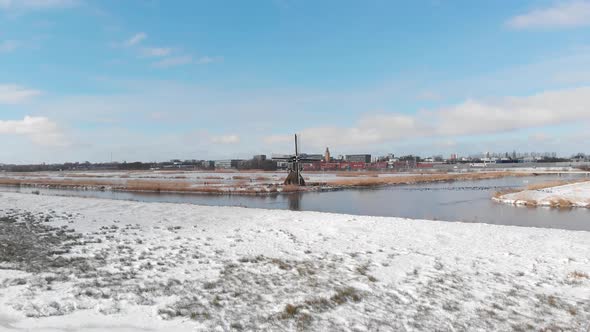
[273,134,316,186]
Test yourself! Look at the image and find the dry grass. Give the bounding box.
[568,271,589,280]
[335,173,379,178]
[327,171,524,187]
[548,198,574,209]
[520,199,540,207]
[525,179,590,191]
[0,170,549,196]
[282,185,302,193]
[492,189,520,199]
[123,180,193,192]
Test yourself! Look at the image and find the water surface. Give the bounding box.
[1,174,589,231]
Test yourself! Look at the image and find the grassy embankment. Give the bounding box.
[0,171,532,195]
[493,179,590,208]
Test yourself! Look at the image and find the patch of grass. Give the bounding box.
[568,306,577,316]
[330,287,362,305]
[203,281,217,289]
[270,258,292,270]
[304,297,332,312]
[526,179,590,191]
[327,171,525,188]
[568,271,589,279]
[190,311,211,321]
[281,185,302,192]
[547,295,557,307]
[492,189,520,199]
[281,304,301,319]
[549,198,573,209]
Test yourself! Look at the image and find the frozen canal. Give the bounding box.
[1,174,589,231]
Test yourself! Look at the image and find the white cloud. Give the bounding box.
[152,55,193,68]
[0,116,68,146]
[0,0,77,10]
[211,134,240,144]
[152,55,222,68]
[265,86,590,148]
[195,56,223,64]
[0,40,19,53]
[507,1,590,29]
[0,84,42,104]
[125,32,147,46]
[435,86,590,136]
[141,47,172,57]
[266,114,421,149]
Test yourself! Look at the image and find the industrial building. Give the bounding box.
[214,159,242,169]
[345,154,372,163]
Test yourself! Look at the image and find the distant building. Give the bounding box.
[214,159,242,169]
[301,154,323,160]
[345,154,371,163]
[253,155,266,161]
[324,148,331,163]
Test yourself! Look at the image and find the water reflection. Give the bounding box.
[287,193,302,211]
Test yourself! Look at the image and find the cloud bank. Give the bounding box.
[266,86,590,149]
[0,84,42,104]
[211,135,240,144]
[507,1,590,29]
[0,116,68,147]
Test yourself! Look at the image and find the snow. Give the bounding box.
[495,181,590,208]
[1,192,589,331]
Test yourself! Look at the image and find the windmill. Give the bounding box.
[272,134,317,186]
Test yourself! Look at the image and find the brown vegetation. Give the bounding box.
[335,172,379,178]
[492,189,520,199]
[0,170,550,196]
[548,198,574,209]
[493,179,590,201]
[281,185,301,193]
[327,171,525,187]
[525,179,590,191]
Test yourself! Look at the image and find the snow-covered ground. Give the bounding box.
[1,192,589,331]
[495,181,590,208]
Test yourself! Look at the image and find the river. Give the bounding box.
[1,174,589,231]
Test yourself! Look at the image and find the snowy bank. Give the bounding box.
[0,192,589,331]
[495,181,590,208]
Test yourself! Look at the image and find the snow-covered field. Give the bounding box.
[495,181,590,208]
[1,192,589,331]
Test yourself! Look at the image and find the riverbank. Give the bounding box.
[0,170,535,195]
[1,192,589,331]
[494,180,590,208]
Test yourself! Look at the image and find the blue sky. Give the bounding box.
[1,0,590,163]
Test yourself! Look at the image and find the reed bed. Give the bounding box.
[525,179,590,191]
[0,170,537,196]
[326,171,523,187]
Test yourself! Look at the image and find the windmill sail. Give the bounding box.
[272,134,315,186]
